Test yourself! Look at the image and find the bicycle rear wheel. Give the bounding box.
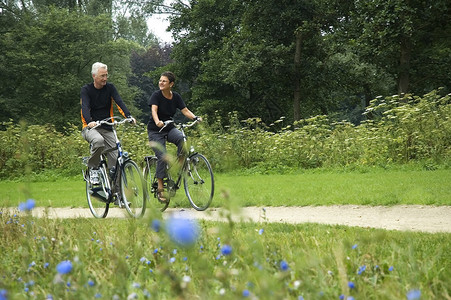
[120,160,146,218]
[184,153,214,211]
[143,156,169,212]
[86,166,110,218]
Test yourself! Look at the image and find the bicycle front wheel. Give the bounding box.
[120,160,146,218]
[184,153,214,211]
[86,167,109,218]
[143,156,169,212]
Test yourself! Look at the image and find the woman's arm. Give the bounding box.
[152,105,164,128]
[181,107,201,121]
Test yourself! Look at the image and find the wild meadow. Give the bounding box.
[1,200,450,300]
[1,91,450,299]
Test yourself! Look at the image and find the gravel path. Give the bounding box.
[6,205,451,234]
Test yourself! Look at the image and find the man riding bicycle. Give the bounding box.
[80,62,135,185]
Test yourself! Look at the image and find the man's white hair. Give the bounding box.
[91,62,107,76]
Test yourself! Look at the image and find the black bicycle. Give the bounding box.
[143,119,214,212]
[82,117,146,218]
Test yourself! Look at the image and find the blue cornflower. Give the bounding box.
[221,244,232,256]
[339,294,345,300]
[169,257,176,263]
[140,257,146,263]
[88,280,95,287]
[258,228,264,235]
[348,281,355,289]
[165,217,200,247]
[351,244,358,249]
[151,219,161,232]
[56,260,72,274]
[95,293,101,298]
[280,260,289,271]
[389,266,394,271]
[406,289,421,300]
[45,294,53,300]
[26,280,35,287]
[18,199,36,211]
[242,289,250,297]
[357,265,366,275]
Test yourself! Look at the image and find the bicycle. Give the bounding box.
[82,116,146,218]
[143,119,214,212]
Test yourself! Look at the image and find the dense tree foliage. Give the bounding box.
[0,0,450,129]
[167,0,451,124]
[0,0,156,128]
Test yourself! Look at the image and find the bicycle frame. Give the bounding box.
[83,117,133,203]
[161,120,196,190]
[144,118,214,211]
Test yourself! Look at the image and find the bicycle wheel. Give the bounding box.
[184,153,214,211]
[86,166,110,218]
[143,156,169,212]
[120,160,146,218]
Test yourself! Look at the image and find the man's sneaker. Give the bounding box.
[89,168,100,185]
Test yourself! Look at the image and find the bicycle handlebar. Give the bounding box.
[159,118,199,132]
[91,117,135,130]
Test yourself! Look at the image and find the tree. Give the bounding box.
[349,0,451,95]
[0,6,141,128]
[129,44,173,124]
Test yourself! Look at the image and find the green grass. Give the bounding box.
[2,167,450,298]
[1,168,450,208]
[1,209,450,299]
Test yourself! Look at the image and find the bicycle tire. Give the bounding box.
[184,153,214,211]
[86,166,110,218]
[120,160,146,218]
[143,156,169,212]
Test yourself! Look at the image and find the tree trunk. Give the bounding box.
[293,30,302,121]
[398,36,411,95]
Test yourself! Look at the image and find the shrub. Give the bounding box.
[0,90,449,179]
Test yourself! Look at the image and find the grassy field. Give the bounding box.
[1,168,450,208]
[1,209,450,299]
[1,167,451,299]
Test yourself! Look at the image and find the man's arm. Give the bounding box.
[110,84,135,123]
[80,86,93,128]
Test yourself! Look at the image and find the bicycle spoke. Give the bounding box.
[86,166,109,218]
[121,160,146,218]
[143,156,169,212]
[184,153,214,211]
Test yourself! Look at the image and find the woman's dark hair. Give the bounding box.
[161,71,176,83]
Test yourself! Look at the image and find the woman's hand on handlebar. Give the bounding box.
[156,120,164,128]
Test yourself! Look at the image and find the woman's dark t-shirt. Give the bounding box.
[147,90,186,132]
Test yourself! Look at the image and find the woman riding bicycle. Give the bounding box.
[147,71,202,202]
